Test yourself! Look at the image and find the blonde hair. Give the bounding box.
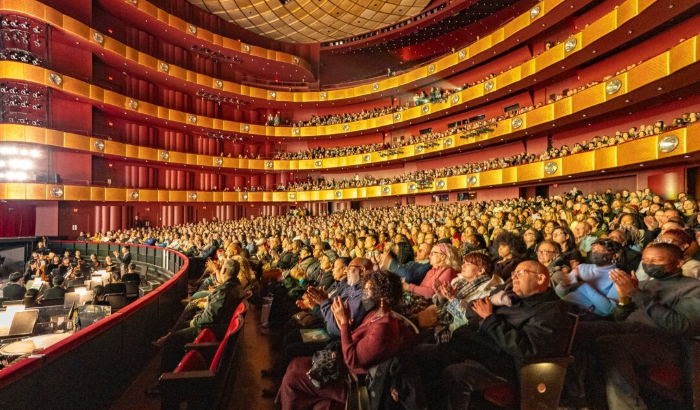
[232,255,256,285]
[432,244,461,271]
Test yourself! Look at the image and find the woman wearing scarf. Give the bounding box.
[432,252,503,343]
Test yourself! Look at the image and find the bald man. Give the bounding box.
[416,260,573,410]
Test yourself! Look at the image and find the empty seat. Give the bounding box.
[104,293,127,311]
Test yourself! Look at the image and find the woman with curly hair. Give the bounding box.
[492,231,527,280]
[276,270,415,410]
[403,243,459,298]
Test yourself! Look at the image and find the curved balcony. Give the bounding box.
[0,241,189,410]
[3,32,699,171]
[0,0,593,104]
[2,122,697,203]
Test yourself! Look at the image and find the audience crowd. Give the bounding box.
[64,184,700,409]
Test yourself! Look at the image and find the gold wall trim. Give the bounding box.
[2,124,697,203]
[0,0,583,102]
[1,35,697,169]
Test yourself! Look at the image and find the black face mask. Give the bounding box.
[589,252,612,267]
[463,243,473,254]
[361,296,376,311]
[642,263,677,279]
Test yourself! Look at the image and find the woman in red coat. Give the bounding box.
[276,270,415,410]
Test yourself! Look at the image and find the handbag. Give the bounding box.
[307,342,344,388]
[416,305,439,329]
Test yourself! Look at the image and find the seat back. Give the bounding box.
[123,281,139,298]
[174,350,207,373]
[40,298,65,307]
[233,300,249,318]
[391,311,419,334]
[209,314,244,373]
[193,328,217,344]
[104,293,127,311]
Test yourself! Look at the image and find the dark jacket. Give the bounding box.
[192,277,245,328]
[104,283,127,295]
[114,252,132,271]
[456,287,573,375]
[3,283,25,300]
[366,355,427,410]
[274,250,299,270]
[122,272,141,283]
[42,286,66,300]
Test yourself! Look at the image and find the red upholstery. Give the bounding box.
[648,364,682,390]
[209,333,230,372]
[226,315,240,334]
[233,301,247,317]
[193,328,217,344]
[243,289,253,300]
[174,350,206,373]
[483,385,516,409]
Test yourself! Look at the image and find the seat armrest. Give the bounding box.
[519,356,574,410]
[184,342,220,364]
[159,371,215,410]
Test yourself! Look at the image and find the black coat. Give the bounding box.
[3,283,26,300]
[42,287,66,300]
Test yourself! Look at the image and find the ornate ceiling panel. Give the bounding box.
[187,0,430,43]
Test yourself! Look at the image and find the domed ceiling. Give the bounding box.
[187,0,431,43]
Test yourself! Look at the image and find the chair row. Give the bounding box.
[158,300,249,410]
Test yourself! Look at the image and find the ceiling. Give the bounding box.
[186,0,432,43]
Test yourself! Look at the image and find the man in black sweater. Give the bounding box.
[575,243,700,410]
[113,246,132,276]
[416,260,573,409]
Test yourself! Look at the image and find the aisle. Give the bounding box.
[228,303,278,410]
[110,303,278,410]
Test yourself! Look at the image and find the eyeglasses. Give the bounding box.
[654,237,680,245]
[347,265,363,270]
[430,251,445,256]
[512,269,541,277]
[536,249,558,254]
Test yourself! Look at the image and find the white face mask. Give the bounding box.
[347,270,361,286]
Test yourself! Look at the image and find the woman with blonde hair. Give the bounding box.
[403,243,459,298]
[232,255,256,288]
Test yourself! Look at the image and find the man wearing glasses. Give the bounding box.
[416,260,572,409]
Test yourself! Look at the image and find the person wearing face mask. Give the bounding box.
[276,270,416,410]
[635,229,700,280]
[380,241,432,285]
[572,243,700,410]
[555,239,625,317]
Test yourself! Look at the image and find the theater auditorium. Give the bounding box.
[0,0,699,408]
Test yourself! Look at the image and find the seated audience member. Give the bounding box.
[152,259,245,383]
[574,221,597,256]
[431,252,503,343]
[523,227,544,261]
[553,226,585,263]
[492,231,528,280]
[104,273,127,295]
[66,270,86,288]
[636,228,700,280]
[3,272,26,300]
[535,240,567,287]
[416,260,572,409]
[606,227,642,274]
[574,243,700,409]
[460,234,490,256]
[381,241,431,285]
[23,288,42,308]
[85,285,110,306]
[42,276,66,299]
[121,263,141,283]
[556,239,624,317]
[276,270,416,410]
[403,243,459,299]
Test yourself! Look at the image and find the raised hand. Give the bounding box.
[610,269,638,299]
[472,297,493,319]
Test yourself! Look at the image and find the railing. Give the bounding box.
[0,241,190,410]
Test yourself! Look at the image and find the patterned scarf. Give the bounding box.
[434,274,491,344]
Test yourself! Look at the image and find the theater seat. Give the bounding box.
[641,337,700,409]
[193,328,217,344]
[174,351,206,373]
[481,313,579,410]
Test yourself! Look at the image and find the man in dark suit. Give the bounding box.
[3,272,25,300]
[42,276,67,300]
[113,246,132,276]
[104,273,127,295]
